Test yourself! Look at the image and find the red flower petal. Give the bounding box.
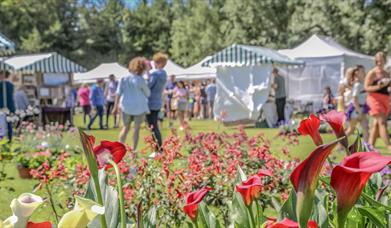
[236,175,262,206]
[290,138,340,226]
[257,169,272,177]
[320,110,348,148]
[266,218,318,228]
[27,221,52,228]
[93,140,127,169]
[298,114,323,146]
[183,187,212,220]
[290,139,340,192]
[331,152,391,218]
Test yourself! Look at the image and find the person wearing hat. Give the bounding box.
[88,78,105,130]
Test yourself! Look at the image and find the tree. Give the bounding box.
[171,0,222,66]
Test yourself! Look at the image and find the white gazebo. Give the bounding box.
[279,34,374,103]
[73,62,129,84]
[0,32,15,56]
[162,59,186,76]
[176,56,216,81]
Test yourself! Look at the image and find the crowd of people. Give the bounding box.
[2,51,391,152]
[322,51,391,150]
[70,53,217,152]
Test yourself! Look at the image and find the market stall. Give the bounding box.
[2,52,85,124]
[202,44,303,125]
[0,32,15,56]
[279,34,374,105]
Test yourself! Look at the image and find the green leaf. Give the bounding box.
[230,192,251,228]
[278,189,297,221]
[198,202,221,228]
[361,192,391,211]
[311,190,329,228]
[349,131,363,154]
[86,169,119,228]
[356,206,387,228]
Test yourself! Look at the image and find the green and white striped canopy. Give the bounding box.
[0,32,15,56]
[202,44,304,67]
[0,58,12,70]
[4,52,85,73]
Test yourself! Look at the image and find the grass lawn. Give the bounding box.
[0,115,388,221]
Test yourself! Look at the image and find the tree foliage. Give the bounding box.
[0,0,390,68]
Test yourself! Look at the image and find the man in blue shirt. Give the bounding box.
[0,70,15,142]
[88,79,105,130]
[206,79,217,119]
[147,53,168,150]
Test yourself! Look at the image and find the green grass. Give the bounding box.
[0,115,388,221]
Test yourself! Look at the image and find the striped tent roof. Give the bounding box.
[202,44,304,67]
[4,52,85,73]
[0,32,15,56]
[0,57,13,70]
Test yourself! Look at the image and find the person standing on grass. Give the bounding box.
[105,74,119,128]
[78,83,91,126]
[206,79,217,119]
[0,70,15,143]
[272,68,286,124]
[173,81,188,130]
[147,53,168,150]
[165,74,176,127]
[113,57,150,150]
[365,52,391,150]
[345,65,369,143]
[88,79,105,130]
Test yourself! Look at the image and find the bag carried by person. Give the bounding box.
[170,98,178,111]
[0,82,8,138]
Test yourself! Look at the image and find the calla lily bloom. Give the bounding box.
[236,175,263,206]
[298,114,323,146]
[257,169,272,177]
[320,110,348,149]
[330,152,391,227]
[58,196,105,228]
[8,193,43,228]
[290,138,341,227]
[183,187,213,220]
[266,218,318,228]
[27,221,52,228]
[93,140,127,170]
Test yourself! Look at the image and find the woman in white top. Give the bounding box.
[345,65,369,142]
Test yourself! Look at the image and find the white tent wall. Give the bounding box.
[214,65,272,122]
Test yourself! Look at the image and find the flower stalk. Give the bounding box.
[108,159,126,228]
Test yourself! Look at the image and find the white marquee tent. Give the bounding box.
[279,34,374,103]
[0,32,15,56]
[163,59,186,77]
[202,44,302,124]
[176,56,216,80]
[73,62,128,83]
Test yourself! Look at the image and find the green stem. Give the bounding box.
[108,160,126,228]
[247,202,256,228]
[337,210,349,228]
[91,171,108,228]
[45,184,59,225]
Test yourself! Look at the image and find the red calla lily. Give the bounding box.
[298,114,323,146]
[236,175,263,206]
[330,152,391,227]
[257,169,272,177]
[266,218,318,228]
[27,221,52,228]
[183,187,213,220]
[93,140,127,169]
[320,110,348,149]
[290,138,341,227]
